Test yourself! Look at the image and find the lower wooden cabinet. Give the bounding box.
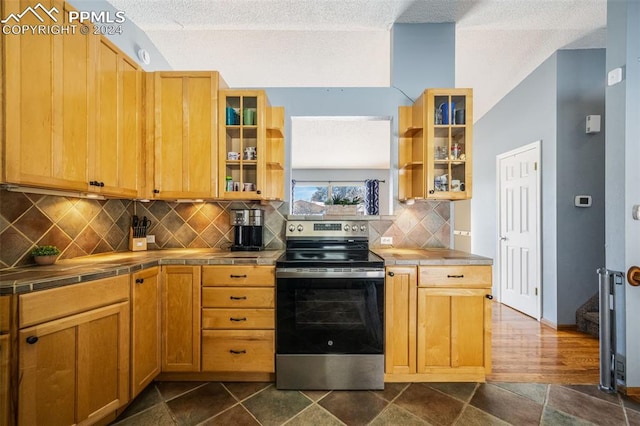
[201,265,275,374]
[17,276,130,425]
[131,267,161,398]
[417,287,492,378]
[202,330,274,372]
[385,265,492,382]
[161,265,201,372]
[0,334,10,426]
[384,266,417,376]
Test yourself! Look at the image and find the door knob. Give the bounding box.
[628,266,640,286]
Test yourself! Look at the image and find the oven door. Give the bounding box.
[276,269,384,355]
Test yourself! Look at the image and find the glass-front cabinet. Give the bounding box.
[399,88,473,201]
[218,90,284,200]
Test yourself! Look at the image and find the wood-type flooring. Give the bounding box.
[488,302,600,384]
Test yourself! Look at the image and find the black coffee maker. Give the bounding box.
[230,209,264,251]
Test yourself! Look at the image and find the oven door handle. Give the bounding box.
[276,270,384,279]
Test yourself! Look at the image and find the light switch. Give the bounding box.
[608,67,623,86]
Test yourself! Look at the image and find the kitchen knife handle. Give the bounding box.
[230,296,247,300]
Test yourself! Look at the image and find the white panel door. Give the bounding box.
[498,142,541,319]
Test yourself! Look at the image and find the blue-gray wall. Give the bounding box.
[391,23,456,99]
[556,50,606,325]
[265,23,456,205]
[473,54,558,322]
[473,49,606,325]
[606,0,640,387]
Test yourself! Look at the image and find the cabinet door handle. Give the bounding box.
[447,274,464,278]
[135,278,144,284]
[153,189,160,194]
[230,317,247,322]
[486,294,494,300]
[388,271,395,277]
[229,349,247,354]
[26,336,38,344]
[256,190,261,195]
[230,274,247,278]
[230,296,247,300]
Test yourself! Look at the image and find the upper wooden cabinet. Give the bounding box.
[3,0,93,191]
[218,90,285,201]
[150,72,226,200]
[2,1,142,197]
[91,38,142,198]
[399,88,473,201]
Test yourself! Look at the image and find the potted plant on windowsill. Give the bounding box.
[30,245,61,266]
[325,195,363,216]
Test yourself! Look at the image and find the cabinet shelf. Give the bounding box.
[401,127,423,137]
[400,161,424,170]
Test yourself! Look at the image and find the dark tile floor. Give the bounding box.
[112,381,640,426]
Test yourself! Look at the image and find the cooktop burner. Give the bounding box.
[277,220,384,269]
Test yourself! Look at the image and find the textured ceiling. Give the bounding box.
[108,0,607,119]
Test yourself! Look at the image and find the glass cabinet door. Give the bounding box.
[429,90,471,199]
[222,94,260,197]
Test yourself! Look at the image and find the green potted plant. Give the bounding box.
[30,245,61,266]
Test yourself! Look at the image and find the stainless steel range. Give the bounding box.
[275,220,385,390]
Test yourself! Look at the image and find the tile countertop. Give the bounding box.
[0,249,283,295]
[372,248,493,266]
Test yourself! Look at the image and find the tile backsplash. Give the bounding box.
[0,188,450,269]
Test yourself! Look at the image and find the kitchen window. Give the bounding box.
[292,180,376,215]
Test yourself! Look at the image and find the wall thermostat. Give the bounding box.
[575,195,592,207]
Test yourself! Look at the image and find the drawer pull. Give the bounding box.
[230,296,247,300]
[230,349,247,355]
[447,274,464,278]
[486,294,494,300]
[26,336,38,345]
[230,317,247,322]
[388,271,395,277]
[230,274,248,278]
[135,278,144,284]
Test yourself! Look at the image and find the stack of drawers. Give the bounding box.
[201,265,275,372]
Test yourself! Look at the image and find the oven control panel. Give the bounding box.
[285,221,368,237]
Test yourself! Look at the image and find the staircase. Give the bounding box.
[576,293,599,337]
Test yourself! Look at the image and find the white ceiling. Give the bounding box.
[107,0,607,120]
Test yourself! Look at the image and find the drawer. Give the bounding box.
[419,266,492,288]
[202,330,274,372]
[202,308,274,329]
[202,287,274,308]
[19,275,129,328]
[202,266,274,287]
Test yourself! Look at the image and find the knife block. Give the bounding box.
[128,228,148,252]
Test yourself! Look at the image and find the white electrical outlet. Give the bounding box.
[146,235,155,243]
[381,237,393,245]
